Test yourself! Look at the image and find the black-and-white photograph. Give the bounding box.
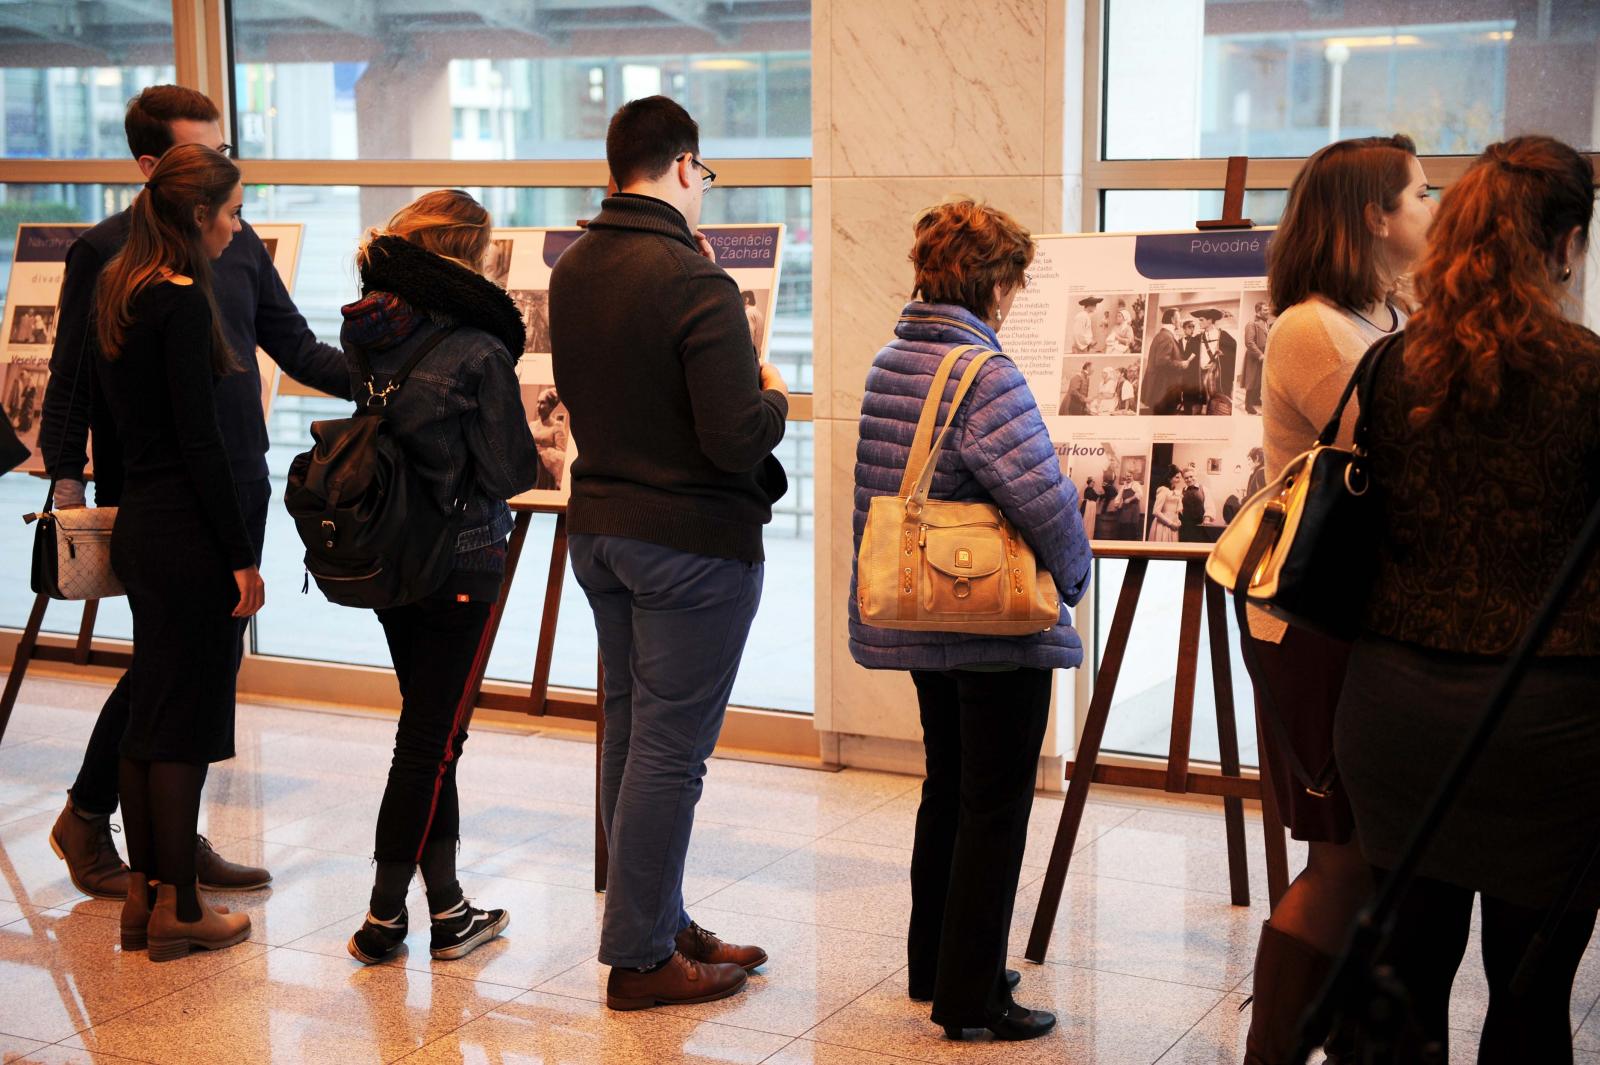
[1148,439,1266,544]
[1057,438,1150,542]
[2,360,49,458]
[8,306,57,346]
[1140,290,1245,415]
[1068,292,1145,355]
[741,288,770,361]
[484,238,513,290]
[1056,356,1142,416]
[520,379,569,492]
[509,289,552,354]
[1240,297,1273,415]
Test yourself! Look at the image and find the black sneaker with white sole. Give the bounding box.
[429,899,509,960]
[347,910,409,965]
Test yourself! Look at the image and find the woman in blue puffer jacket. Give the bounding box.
[851,199,1093,1043]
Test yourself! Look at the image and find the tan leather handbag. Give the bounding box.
[857,345,1059,635]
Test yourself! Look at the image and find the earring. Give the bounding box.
[1562,265,1573,282]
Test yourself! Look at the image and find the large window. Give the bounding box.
[228,0,810,160]
[1104,1,1600,161]
[0,3,814,718]
[0,1,176,159]
[1085,0,1600,765]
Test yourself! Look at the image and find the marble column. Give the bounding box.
[813,0,1084,774]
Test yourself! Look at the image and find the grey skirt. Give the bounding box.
[1334,635,1600,910]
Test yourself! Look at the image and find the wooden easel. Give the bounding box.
[1025,157,1289,963]
[455,503,609,892]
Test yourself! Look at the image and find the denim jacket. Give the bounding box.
[341,241,539,580]
[849,302,1095,671]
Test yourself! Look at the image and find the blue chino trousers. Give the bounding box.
[569,533,763,968]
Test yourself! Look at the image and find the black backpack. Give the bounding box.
[284,325,472,609]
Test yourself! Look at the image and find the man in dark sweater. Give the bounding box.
[38,86,351,900]
[551,96,788,1011]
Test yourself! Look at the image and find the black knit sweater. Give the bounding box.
[549,194,788,562]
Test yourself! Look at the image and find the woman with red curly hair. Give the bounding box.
[1334,135,1600,1062]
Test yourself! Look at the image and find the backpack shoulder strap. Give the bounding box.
[360,325,461,410]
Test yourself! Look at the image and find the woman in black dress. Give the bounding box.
[94,143,256,961]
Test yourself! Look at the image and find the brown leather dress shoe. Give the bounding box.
[606,951,747,1011]
[147,882,252,962]
[50,794,129,900]
[675,920,768,971]
[195,835,271,891]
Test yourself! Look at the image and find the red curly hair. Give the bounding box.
[1404,136,1594,425]
[909,198,1034,322]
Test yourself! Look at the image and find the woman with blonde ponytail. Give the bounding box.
[339,189,540,966]
[1335,135,1600,1062]
[93,141,255,960]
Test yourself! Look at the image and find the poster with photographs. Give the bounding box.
[998,228,1270,554]
[1,225,90,474]
[252,223,304,417]
[488,223,784,509]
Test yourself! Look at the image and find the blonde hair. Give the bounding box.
[357,189,492,274]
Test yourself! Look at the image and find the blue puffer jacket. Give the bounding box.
[849,302,1094,671]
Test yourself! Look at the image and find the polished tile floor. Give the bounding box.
[0,675,1596,1064]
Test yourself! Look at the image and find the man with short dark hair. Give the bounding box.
[38,85,351,899]
[550,95,788,1011]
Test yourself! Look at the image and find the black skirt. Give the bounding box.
[111,482,241,764]
[1334,635,1600,909]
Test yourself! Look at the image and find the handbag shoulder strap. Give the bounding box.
[905,349,1001,508]
[898,345,979,497]
[1314,330,1401,448]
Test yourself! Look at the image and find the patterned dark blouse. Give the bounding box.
[1363,328,1600,657]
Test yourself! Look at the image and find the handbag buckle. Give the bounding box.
[953,577,971,599]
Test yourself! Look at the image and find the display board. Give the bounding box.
[1,225,91,474]
[998,229,1271,554]
[252,223,304,417]
[0,221,306,475]
[486,223,784,510]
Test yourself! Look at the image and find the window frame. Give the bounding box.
[0,0,817,737]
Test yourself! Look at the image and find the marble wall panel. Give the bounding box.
[829,0,1049,178]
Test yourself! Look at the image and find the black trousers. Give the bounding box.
[908,667,1052,1026]
[371,592,492,865]
[1371,869,1597,1064]
[71,478,271,812]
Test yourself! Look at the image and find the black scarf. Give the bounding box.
[358,235,526,360]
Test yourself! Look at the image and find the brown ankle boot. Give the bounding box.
[605,951,747,1011]
[147,882,251,962]
[120,873,153,951]
[50,793,129,900]
[1244,922,1336,1065]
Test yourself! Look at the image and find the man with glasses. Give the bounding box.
[38,85,350,901]
[550,95,788,1011]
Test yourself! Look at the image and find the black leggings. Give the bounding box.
[368,593,490,912]
[1372,869,1597,1064]
[119,758,208,921]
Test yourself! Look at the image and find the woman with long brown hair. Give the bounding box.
[94,142,256,960]
[1243,133,1435,1063]
[1335,135,1600,1063]
[340,190,540,966]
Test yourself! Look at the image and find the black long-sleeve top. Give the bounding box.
[39,211,349,504]
[98,281,253,570]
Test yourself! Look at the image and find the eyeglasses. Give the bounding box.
[678,153,716,191]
